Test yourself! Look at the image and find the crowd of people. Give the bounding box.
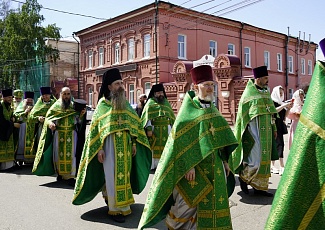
[1,39,323,229]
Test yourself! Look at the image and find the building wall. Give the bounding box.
[76,1,317,112]
[46,39,79,98]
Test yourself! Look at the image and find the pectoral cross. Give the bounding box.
[266,105,270,112]
[209,123,216,136]
[117,115,124,126]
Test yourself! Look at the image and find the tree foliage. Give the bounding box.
[0,0,61,88]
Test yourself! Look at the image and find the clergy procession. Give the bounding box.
[1,39,325,229]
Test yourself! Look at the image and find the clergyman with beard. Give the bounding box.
[13,89,24,110]
[0,89,20,171]
[138,65,238,230]
[23,87,56,164]
[141,83,175,170]
[229,65,278,197]
[72,68,151,224]
[33,87,86,187]
[14,91,35,165]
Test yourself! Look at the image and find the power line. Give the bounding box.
[11,0,108,21]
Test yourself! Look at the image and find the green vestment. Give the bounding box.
[265,61,325,229]
[0,101,15,163]
[32,99,77,176]
[28,97,56,157]
[14,97,56,159]
[138,91,238,230]
[228,79,278,191]
[141,97,175,158]
[72,98,152,205]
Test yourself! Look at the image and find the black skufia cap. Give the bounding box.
[253,66,268,79]
[98,68,122,102]
[24,91,34,99]
[147,83,167,100]
[73,99,87,112]
[2,89,13,97]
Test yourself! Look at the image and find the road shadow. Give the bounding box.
[39,180,75,190]
[236,189,276,205]
[234,176,276,205]
[80,203,165,229]
[0,164,33,175]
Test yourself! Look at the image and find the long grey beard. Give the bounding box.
[111,88,126,110]
[14,101,20,108]
[61,99,71,110]
[201,95,215,102]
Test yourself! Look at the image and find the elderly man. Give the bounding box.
[33,87,86,186]
[229,65,278,197]
[141,84,175,170]
[135,94,147,117]
[14,91,35,165]
[139,65,238,230]
[0,89,20,171]
[13,89,24,110]
[73,68,151,224]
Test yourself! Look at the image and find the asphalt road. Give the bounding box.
[0,134,290,230]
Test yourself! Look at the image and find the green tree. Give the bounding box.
[0,0,61,88]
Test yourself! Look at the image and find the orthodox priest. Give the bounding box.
[229,65,278,197]
[32,87,86,186]
[141,83,175,169]
[13,89,24,110]
[23,87,56,162]
[73,68,152,224]
[14,91,35,164]
[0,89,19,170]
[138,65,238,229]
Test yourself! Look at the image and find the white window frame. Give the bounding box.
[114,43,120,64]
[209,40,217,57]
[301,58,305,75]
[288,55,294,73]
[144,82,151,96]
[128,38,135,61]
[88,50,93,69]
[264,51,270,70]
[288,88,294,99]
[88,87,93,107]
[143,34,151,58]
[178,34,186,59]
[228,43,235,55]
[277,53,282,72]
[308,60,312,75]
[129,84,135,104]
[244,47,251,67]
[98,47,104,66]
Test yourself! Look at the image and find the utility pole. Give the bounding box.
[155,0,158,84]
[72,33,80,98]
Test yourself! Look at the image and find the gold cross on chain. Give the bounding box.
[117,115,124,125]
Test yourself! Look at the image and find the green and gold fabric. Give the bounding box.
[32,99,77,176]
[28,97,56,157]
[72,97,152,205]
[141,97,175,158]
[228,79,278,190]
[138,91,238,230]
[0,101,15,162]
[265,61,325,229]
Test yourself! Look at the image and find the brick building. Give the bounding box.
[75,1,317,123]
[46,38,79,99]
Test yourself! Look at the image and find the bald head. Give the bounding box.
[60,87,71,110]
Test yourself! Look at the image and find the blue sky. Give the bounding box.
[12,0,324,59]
